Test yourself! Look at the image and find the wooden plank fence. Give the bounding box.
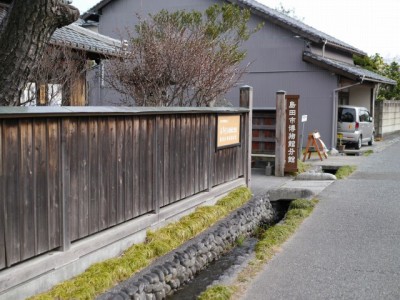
[0,107,249,269]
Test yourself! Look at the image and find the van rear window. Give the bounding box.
[338,108,355,122]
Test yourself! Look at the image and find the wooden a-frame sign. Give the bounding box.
[302,131,328,161]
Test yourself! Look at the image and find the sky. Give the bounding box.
[72,0,400,61]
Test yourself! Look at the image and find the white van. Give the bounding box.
[337,105,374,150]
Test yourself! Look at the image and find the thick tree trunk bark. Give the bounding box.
[0,0,79,106]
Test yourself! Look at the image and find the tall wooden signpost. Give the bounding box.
[284,95,299,173]
[275,92,299,176]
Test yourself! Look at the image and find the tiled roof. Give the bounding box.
[0,5,121,57]
[82,0,366,56]
[51,23,121,56]
[303,52,396,85]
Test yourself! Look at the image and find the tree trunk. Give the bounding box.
[0,0,79,106]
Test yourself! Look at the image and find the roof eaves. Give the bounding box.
[303,51,396,85]
[49,22,123,57]
[81,0,113,19]
[67,23,122,47]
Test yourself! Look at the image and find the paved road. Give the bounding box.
[244,139,400,300]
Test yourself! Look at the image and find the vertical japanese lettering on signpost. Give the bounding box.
[285,95,299,172]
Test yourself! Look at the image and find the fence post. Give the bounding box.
[60,119,71,251]
[153,116,160,214]
[240,85,253,186]
[275,90,286,177]
[207,115,213,192]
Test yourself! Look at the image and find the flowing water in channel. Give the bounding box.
[168,200,291,300]
[168,237,258,300]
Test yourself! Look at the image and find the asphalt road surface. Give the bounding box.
[243,139,400,300]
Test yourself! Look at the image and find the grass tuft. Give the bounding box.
[198,285,235,300]
[255,198,318,261]
[335,165,357,179]
[296,159,311,174]
[30,187,251,300]
[363,150,374,156]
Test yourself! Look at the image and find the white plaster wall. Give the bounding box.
[349,85,371,109]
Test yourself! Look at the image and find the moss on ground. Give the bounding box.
[335,165,357,179]
[30,187,252,300]
[255,199,318,261]
[197,285,235,300]
[363,150,374,156]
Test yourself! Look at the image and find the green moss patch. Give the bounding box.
[363,150,374,156]
[31,187,251,300]
[198,285,235,300]
[256,199,318,261]
[335,165,357,179]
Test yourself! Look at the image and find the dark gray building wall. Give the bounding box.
[97,0,218,37]
[87,65,125,106]
[92,0,340,147]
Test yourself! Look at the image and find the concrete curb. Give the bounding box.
[295,172,337,181]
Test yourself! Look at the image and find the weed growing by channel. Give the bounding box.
[235,234,246,247]
[30,187,252,300]
[198,285,235,300]
[335,165,357,179]
[363,150,374,156]
[255,198,318,261]
[296,159,311,174]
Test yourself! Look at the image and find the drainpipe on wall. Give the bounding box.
[322,39,327,57]
[331,76,365,149]
[373,83,381,117]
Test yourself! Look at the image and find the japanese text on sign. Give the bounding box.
[217,115,241,148]
[285,95,299,172]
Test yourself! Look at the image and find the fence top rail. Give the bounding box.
[0,106,249,119]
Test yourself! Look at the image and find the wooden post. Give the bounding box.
[207,115,213,192]
[70,73,87,106]
[37,84,47,106]
[275,91,286,177]
[153,116,160,214]
[60,119,71,251]
[240,85,253,186]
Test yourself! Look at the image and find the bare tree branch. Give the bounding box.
[104,4,260,107]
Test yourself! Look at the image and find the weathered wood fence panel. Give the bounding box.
[0,107,248,269]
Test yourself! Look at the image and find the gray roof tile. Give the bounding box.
[303,51,396,85]
[51,23,121,56]
[0,5,121,56]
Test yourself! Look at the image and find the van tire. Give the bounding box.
[368,134,374,146]
[356,136,362,150]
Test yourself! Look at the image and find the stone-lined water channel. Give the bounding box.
[99,196,291,300]
[168,238,258,300]
[167,201,290,300]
